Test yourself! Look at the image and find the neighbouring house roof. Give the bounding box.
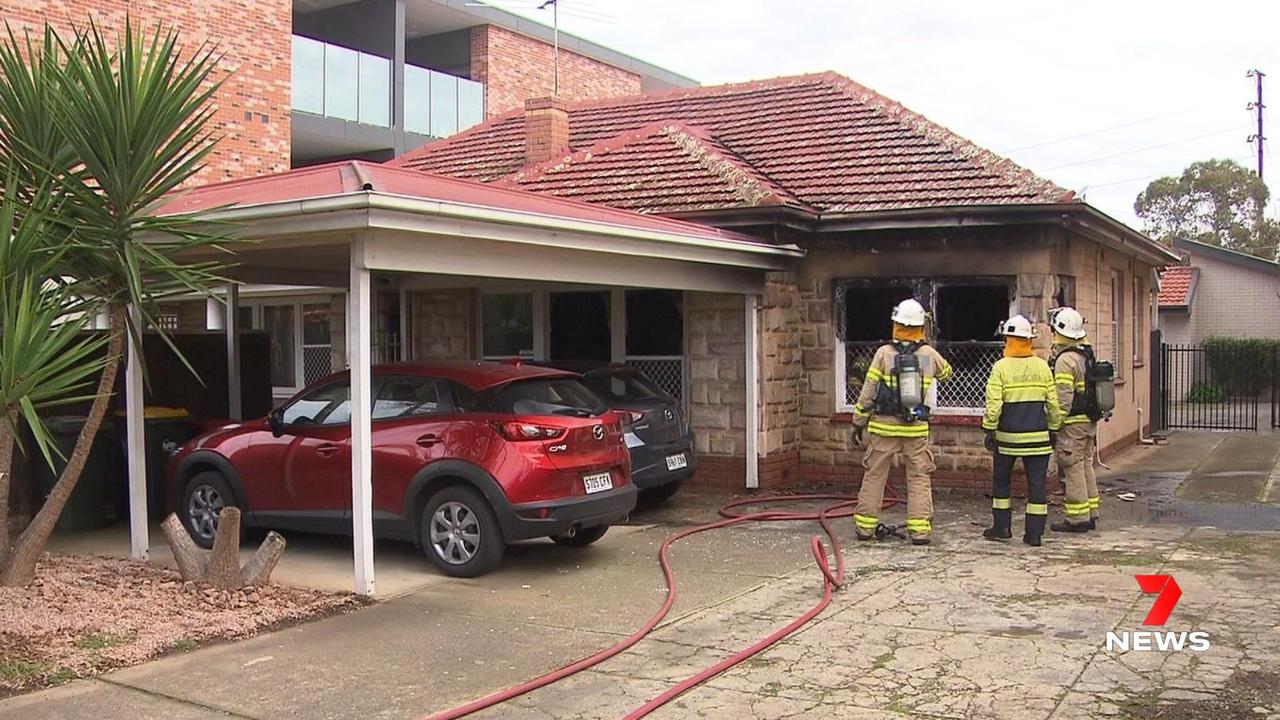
[1172,237,1280,274]
[390,71,1078,215]
[1157,265,1199,309]
[158,160,772,247]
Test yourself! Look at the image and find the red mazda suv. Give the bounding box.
[167,361,635,577]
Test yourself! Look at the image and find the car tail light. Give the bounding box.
[493,421,566,441]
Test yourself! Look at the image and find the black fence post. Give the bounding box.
[1150,330,1162,432]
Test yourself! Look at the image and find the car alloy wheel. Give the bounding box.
[429,501,481,565]
[187,483,225,543]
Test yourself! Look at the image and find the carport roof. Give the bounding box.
[159,160,767,247]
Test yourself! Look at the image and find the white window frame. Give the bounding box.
[476,289,547,361]
[239,291,341,398]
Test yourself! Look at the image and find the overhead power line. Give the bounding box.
[1000,109,1207,154]
[1041,127,1247,171]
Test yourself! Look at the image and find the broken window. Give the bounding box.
[835,277,1012,413]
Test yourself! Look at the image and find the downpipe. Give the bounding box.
[1137,406,1154,445]
[420,489,903,720]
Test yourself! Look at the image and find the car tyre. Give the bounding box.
[639,479,683,504]
[550,524,609,547]
[181,471,239,550]
[421,485,505,578]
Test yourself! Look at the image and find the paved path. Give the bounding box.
[6,433,1280,720]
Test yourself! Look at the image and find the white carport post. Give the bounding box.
[745,294,760,490]
[349,239,375,596]
[225,284,242,421]
[124,308,148,560]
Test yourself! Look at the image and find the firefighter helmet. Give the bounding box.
[1049,306,1087,340]
[890,299,927,327]
[999,314,1036,339]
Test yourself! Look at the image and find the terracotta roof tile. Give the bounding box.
[1158,265,1198,307]
[391,72,1076,215]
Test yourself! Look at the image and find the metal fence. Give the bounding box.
[625,356,685,405]
[844,340,1002,412]
[1160,343,1267,432]
[302,345,332,385]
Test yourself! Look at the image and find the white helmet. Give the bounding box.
[1049,306,1087,340]
[890,298,927,327]
[999,314,1036,339]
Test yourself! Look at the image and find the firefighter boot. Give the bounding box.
[1024,514,1047,547]
[1050,520,1089,533]
[983,500,1012,541]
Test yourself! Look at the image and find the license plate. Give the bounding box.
[583,472,613,494]
[666,453,688,471]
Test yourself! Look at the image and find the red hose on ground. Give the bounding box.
[421,488,903,720]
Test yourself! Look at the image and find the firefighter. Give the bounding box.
[1048,307,1101,533]
[981,315,1064,547]
[850,298,953,546]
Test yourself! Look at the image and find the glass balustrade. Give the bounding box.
[293,35,485,137]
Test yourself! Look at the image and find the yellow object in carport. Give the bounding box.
[114,406,190,419]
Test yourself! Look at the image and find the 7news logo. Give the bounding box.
[1105,575,1211,652]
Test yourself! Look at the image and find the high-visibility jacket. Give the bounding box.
[1052,344,1095,427]
[982,355,1064,456]
[852,342,952,438]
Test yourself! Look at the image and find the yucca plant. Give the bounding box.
[0,172,110,570]
[0,20,236,585]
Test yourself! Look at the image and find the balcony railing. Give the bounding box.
[291,35,485,137]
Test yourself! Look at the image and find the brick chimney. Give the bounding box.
[524,96,570,165]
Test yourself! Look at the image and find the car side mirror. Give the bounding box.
[268,408,285,437]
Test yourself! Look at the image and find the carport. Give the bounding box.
[133,160,801,595]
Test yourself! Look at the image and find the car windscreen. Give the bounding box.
[583,369,671,404]
[489,377,608,418]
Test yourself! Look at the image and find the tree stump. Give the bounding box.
[206,507,244,589]
[159,510,287,589]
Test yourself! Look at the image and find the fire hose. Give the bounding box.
[421,488,904,720]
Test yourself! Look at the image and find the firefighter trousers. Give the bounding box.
[1054,423,1099,525]
[854,434,935,539]
[991,453,1049,542]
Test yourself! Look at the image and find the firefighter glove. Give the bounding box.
[983,431,997,453]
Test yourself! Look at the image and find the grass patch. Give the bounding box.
[887,698,912,715]
[872,650,895,670]
[47,667,76,686]
[1069,549,1166,567]
[76,633,130,651]
[0,660,47,681]
[169,638,197,653]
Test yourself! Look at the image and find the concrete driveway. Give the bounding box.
[7,432,1280,720]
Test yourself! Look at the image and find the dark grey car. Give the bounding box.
[536,362,694,501]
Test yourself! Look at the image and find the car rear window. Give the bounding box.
[584,369,670,403]
[489,377,607,418]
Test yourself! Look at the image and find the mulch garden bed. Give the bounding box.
[0,553,365,697]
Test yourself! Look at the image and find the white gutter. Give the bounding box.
[185,191,805,265]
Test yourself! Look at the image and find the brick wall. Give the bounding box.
[410,289,474,360]
[2,1,292,184]
[469,24,641,117]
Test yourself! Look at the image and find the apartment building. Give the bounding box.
[1,0,693,175]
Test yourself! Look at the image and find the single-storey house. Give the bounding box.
[1158,237,1280,345]
[162,72,1177,492]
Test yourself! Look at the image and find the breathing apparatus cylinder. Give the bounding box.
[895,353,925,420]
[1092,360,1116,415]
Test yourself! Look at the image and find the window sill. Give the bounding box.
[831,413,983,427]
[1132,361,1145,369]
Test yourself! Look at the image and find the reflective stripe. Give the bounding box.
[981,419,998,431]
[854,514,879,529]
[996,430,1050,444]
[1003,385,1053,403]
[1054,373,1076,383]
[1064,501,1091,517]
[1026,503,1048,516]
[936,362,953,381]
[866,367,885,381]
[853,405,872,418]
[1062,415,1092,425]
[1000,446,1054,456]
[868,421,930,438]
[905,518,932,532]
[1088,497,1100,509]
[992,497,1011,509]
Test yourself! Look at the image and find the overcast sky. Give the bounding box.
[498,0,1279,228]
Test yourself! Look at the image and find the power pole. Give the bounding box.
[1247,69,1265,181]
